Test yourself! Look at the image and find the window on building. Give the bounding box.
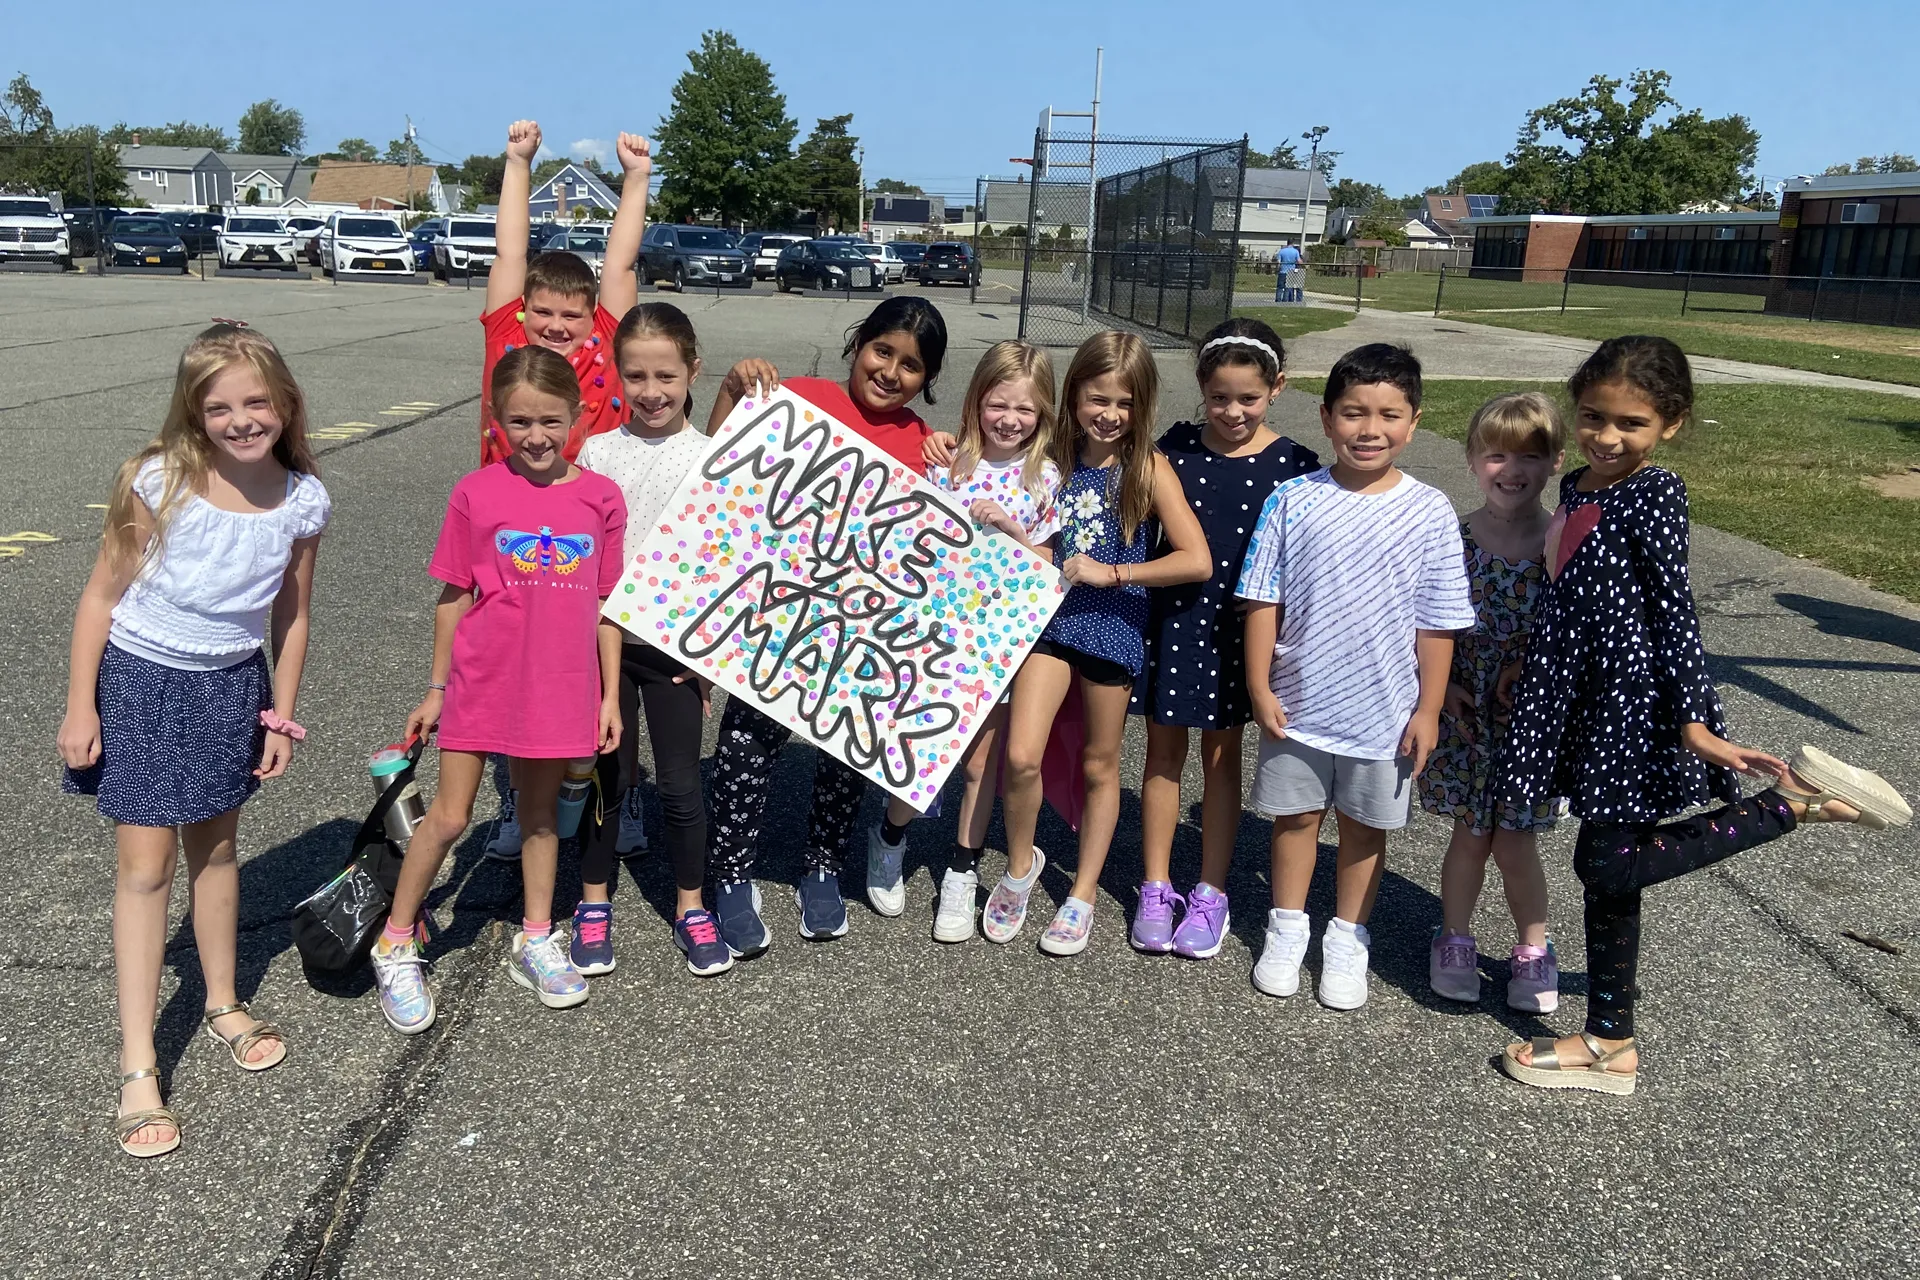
[1472,224,1528,271]
[137,169,154,181]
[155,171,167,190]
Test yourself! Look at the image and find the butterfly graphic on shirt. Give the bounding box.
[495,526,596,576]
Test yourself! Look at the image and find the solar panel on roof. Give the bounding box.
[1466,195,1500,217]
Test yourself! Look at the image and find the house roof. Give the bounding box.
[1238,169,1330,203]
[982,179,1089,227]
[307,159,435,207]
[117,145,217,170]
[532,165,619,208]
[218,153,301,184]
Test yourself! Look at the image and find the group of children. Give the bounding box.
[65,123,1914,1159]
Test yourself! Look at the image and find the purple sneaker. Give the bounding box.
[1429,931,1479,1003]
[1171,883,1230,959]
[1506,943,1560,1014]
[1130,881,1183,953]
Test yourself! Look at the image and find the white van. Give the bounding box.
[322,213,413,276]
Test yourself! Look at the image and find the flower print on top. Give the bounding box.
[1040,460,1151,677]
[496,526,596,576]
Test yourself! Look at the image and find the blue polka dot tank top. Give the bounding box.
[1042,458,1151,675]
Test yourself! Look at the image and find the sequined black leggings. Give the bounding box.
[1575,790,1797,1039]
[707,699,869,882]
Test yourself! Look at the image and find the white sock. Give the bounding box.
[1329,916,1371,943]
[1003,856,1041,890]
[1271,907,1309,926]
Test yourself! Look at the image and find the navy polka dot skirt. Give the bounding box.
[63,643,271,827]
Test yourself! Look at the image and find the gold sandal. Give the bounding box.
[1780,746,1913,831]
[202,1002,287,1072]
[115,1068,181,1158]
[1499,1032,1637,1096]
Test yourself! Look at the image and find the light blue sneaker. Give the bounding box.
[371,932,435,1034]
[506,929,589,1009]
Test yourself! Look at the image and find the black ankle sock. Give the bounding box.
[947,842,984,875]
[882,817,911,846]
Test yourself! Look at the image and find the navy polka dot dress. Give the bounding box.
[1043,459,1152,676]
[1497,466,1738,825]
[1134,424,1319,728]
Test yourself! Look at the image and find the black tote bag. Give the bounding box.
[291,740,422,972]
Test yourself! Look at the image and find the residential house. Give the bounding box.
[528,165,619,221]
[980,178,1090,235]
[866,194,934,240]
[219,153,315,207]
[305,159,445,213]
[1234,169,1330,252]
[117,142,228,209]
[1421,193,1499,247]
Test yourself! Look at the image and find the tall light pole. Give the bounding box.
[856,145,865,237]
[1301,124,1328,248]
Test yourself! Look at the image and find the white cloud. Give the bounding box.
[570,138,610,167]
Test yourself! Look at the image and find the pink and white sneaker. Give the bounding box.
[983,848,1046,944]
[1506,943,1559,1013]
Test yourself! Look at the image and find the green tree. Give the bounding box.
[1500,71,1758,215]
[1433,160,1506,194]
[237,100,305,156]
[0,77,129,204]
[532,156,571,187]
[1351,210,1410,246]
[872,177,922,195]
[439,152,506,201]
[104,121,233,150]
[793,114,859,229]
[384,136,427,166]
[1327,179,1387,211]
[1245,142,1298,170]
[336,138,378,162]
[652,30,798,225]
[1823,154,1920,175]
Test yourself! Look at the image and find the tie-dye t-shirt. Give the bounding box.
[428,460,627,757]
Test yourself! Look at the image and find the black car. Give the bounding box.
[918,241,979,287]
[105,216,189,271]
[774,238,882,293]
[162,211,221,256]
[640,224,750,289]
[890,241,928,270]
[62,207,130,257]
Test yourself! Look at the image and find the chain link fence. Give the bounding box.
[1430,266,1920,329]
[1001,134,1246,349]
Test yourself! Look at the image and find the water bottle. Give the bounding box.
[367,743,426,846]
[557,757,596,839]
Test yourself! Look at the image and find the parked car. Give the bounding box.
[1107,240,1211,287]
[217,214,298,270]
[890,241,928,271]
[162,211,221,257]
[640,223,750,289]
[738,232,807,279]
[0,195,73,268]
[320,213,413,276]
[540,228,608,279]
[287,215,328,261]
[408,218,445,270]
[855,242,906,284]
[60,206,128,258]
[774,238,881,293]
[918,241,980,287]
[105,216,189,272]
[434,216,498,279]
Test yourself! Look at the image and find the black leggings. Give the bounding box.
[580,644,708,894]
[1575,789,1796,1039]
[707,699,868,882]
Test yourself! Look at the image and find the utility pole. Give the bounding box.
[856,145,866,238]
[1301,125,1328,249]
[404,116,417,217]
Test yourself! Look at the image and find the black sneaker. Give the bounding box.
[712,880,771,958]
[795,869,849,940]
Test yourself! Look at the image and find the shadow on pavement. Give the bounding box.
[1777,591,1920,656]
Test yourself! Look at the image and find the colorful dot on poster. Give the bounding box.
[593,376,604,388]
[611,397,622,410]
[593,353,605,366]
[503,343,516,353]
[515,311,525,322]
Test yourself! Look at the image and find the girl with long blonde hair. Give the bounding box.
[58,323,331,1159]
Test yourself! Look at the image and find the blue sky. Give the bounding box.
[13,0,1916,200]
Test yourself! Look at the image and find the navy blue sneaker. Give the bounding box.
[712,880,771,958]
[795,869,849,940]
[570,901,616,975]
[673,908,735,976]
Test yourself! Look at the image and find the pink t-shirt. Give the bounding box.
[428,461,627,757]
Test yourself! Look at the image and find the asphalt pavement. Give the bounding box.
[1,271,1916,1279]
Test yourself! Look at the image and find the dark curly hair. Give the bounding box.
[1568,335,1693,425]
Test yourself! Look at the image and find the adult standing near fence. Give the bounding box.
[1274,241,1302,303]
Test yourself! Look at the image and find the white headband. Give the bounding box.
[1200,335,1279,367]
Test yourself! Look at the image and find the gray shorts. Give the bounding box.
[1249,736,1413,830]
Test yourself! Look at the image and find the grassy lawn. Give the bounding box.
[1293,377,1920,602]
[1294,269,1920,388]
[1229,305,1356,342]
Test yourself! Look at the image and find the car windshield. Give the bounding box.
[817,242,870,261]
[0,199,55,216]
[288,218,322,230]
[563,235,606,252]
[227,218,282,233]
[114,219,171,235]
[450,221,494,238]
[339,218,402,237]
[677,229,730,249]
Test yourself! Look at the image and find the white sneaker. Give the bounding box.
[483,790,522,862]
[615,785,650,856]
[932,867,978,943]
[1252,909,1311,997]
[1317,919,1372,1010]
[865,823,907,917]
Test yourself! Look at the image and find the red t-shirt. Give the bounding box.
[479,300,625,467]
[783,376,931,476]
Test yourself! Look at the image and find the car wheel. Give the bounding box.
[673,263,687,291]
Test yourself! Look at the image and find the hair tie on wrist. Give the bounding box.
[260,710,306,741]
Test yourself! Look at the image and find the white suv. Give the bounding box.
[432,216,498,280]
[0,195,72,269]
[856,242,905,284]
[322,213,413,276]
[218,214,297,270]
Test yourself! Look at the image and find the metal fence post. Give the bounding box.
[970,175,981,306]
[1353,262,1362,312]
[1810,274,1821,323]
[1680,271,1692,317]
[1017,127,1043,340]
[1560,271,1570,313]
[1434,265,1445,317]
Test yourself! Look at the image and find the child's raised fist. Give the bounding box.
[616,133,652,177]
[505,120,542,163]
